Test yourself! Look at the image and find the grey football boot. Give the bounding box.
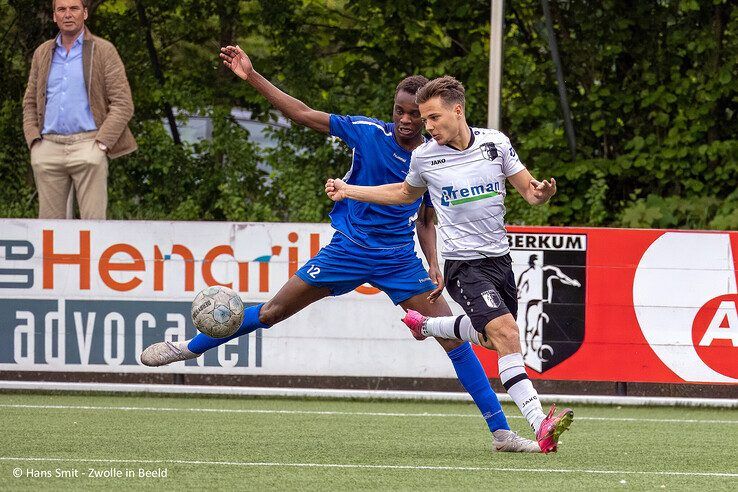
[140,341,199,367]
[492,429,542,453]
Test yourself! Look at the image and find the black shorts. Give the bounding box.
[444,254,518,333]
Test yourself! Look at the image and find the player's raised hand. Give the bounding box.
[530,177,557,202]
[325,178,348,201]
[220,45,253,80]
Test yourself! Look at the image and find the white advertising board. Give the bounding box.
[0,219,461,377]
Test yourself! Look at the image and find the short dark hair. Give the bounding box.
[53,0,89,10]
[415,75,465,108]
[395,75,429,97]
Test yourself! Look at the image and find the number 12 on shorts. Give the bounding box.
[307,265,321,278]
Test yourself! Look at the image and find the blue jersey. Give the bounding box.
[329,114,426,249]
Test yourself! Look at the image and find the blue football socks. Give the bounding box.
[187,303,269,354]
[447,342,510,432]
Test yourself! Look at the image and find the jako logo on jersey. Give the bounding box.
[431,158,446,166]
[440,183,500,206]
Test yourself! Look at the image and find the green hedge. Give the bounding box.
[1,0,736,228]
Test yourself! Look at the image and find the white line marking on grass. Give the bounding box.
[0,404,736,425]
[0,457,736,479]
[2,381,736,407]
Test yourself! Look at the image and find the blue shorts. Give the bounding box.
[295,232,436,305]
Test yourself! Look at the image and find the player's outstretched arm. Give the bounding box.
[416,205,445,303]
[220,45,330,133]
[325,178,425,205]
[508,168,557,205]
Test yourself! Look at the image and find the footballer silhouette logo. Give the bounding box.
[510,234,587,373]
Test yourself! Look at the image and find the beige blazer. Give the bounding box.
[23,28,137,159]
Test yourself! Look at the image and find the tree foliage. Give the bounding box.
[1,0,736,228]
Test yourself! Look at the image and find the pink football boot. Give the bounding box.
[536,404,574,453]
[401,309,427,340]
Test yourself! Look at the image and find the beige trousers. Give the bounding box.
[30,131,108,220]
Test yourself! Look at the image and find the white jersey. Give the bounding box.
[406,128,525,260]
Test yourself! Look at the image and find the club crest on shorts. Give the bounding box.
[509,233,587,374]
[479,142,498,161]
[481,290,501,308]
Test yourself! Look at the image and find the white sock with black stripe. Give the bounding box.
[423,315,482,346]
[498,352,546,433]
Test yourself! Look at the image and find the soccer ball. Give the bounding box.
[191,285,245,338]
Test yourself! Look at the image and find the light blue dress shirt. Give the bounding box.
[41,32,97,136]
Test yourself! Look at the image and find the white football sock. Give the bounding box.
[498,353,546,433]
[423,315,482,345]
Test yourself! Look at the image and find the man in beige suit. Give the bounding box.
[23,0,136,219]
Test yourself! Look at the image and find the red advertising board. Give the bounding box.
[475,226,738,384]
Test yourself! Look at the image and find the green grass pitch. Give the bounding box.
[0,392,736,490]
